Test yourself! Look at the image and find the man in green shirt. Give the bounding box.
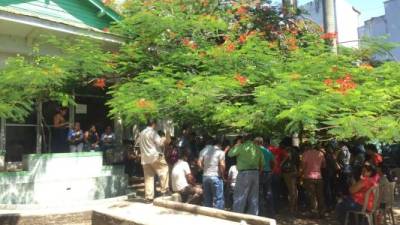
[228,135,264,215]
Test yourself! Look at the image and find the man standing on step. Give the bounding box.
[139,119,171,202]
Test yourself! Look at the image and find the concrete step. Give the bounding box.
[128,176,144,185]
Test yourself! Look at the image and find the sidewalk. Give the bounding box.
[94,201,243,225]
[128,177,400,225]
[0,199,243,225]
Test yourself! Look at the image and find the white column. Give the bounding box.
[36,101,43,154]
[323,0,338,53]
[114,115,123,146]
[0,118,5,150]
[69,90,75,127]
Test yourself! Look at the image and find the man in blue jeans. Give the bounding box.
[254,137,275,217]
[228,135,264,215]
[198,138,225,209]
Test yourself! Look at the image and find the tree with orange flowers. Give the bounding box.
[106,0,400,142]
[0,36,114,121]
[0,0,375,142]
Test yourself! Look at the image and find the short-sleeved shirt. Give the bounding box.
[352,175,378,211]
[302,149,325,179]
[260,146,275,172]
[228,165,238,188]
[199,145,225,177]
[228,141,264,171]
[68,129,83,144]
[139,126,164,165]
[101,133,115,143]
[269,145,287,174]
[171,160,191,192]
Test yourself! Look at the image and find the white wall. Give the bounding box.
[361,16,387,37]
[335,0,360,48]
[302,1,324,28]
[358,0,400,61]
[384,0,400,60]
[301,0,361,48]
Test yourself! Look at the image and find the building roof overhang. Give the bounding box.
[0,8,124,45]
[86,0,123,22]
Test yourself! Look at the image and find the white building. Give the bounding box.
[358,0,400,61]
[301,0,361,48]
[0,0,123,156]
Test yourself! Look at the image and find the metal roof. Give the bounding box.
[0,0,122,31]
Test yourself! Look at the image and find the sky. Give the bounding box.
[272,0,387,23]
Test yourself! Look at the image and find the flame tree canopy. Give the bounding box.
[107,0,400,142]
[1,0,399,142]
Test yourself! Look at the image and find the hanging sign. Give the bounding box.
[76,104,87,114]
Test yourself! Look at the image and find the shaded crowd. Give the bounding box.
[52,107,116,153]
[138,120,394,224]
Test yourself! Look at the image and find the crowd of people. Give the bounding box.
[52,107,116,152]
[138,120,395,224]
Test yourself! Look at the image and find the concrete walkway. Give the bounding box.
[0,199,243,225]
[94,201,242,225]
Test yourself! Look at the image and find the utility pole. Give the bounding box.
[322,0,338,53]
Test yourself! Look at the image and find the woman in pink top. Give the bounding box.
[301,143,326,217]
[335,162,378,225]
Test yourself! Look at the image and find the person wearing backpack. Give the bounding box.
[280,138,300,214]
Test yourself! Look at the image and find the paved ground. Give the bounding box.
[128,177,400,225]
[0,199,243,225]
[275,210,400,225]
[1,176,397,225]
[96,201,243,225]
[273,201,400,225]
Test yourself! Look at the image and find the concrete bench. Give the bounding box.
[154,194,276,225]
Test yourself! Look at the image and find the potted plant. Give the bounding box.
[0,149,5,171]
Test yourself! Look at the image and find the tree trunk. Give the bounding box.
[282,0,298,16]
[322,0,338,53]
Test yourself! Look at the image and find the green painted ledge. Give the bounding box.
[0,171,30,177]
[23,152,102,159]
[0,165,123,177]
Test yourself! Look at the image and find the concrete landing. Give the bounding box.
[0,152,127,205]
[0,199,244,225]
[93,201,242,225]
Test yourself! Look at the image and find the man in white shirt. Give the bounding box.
[198,138,225,209]
[139,119,171,202]
[171,151,202,204]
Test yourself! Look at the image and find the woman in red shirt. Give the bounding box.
[335,162,378,225]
